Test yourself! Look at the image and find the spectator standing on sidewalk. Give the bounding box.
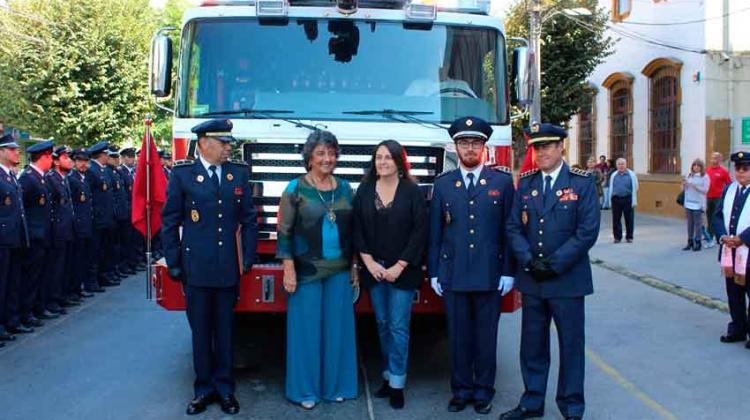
[598,156,611,209]
[586,156,604,205]
[682,159,710,251]
[608,158,639,243]
[712,151,750,348]
[706,152,731,244]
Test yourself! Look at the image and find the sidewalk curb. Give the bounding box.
[592,258,729,314]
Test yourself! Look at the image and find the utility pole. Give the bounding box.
[529,0,542,126]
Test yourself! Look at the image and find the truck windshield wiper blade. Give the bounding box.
[343,109,445,130]
[197,108,319,131]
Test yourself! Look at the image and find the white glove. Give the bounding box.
[430,277,443,297]
[498,276,515,296]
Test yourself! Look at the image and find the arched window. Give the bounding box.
[612,0,632,22]
[602,72,634,164]
[643,58,682,174]
[578,87,597,165]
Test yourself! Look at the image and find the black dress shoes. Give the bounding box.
[390,388,404,409]
[0,332,15,341]
[22,317,44,327]
[374,381,391,398]
[498,405,545,420]
[720,333,746,343]
[447,397,470,412]
[474,400,492,414]
[186,394,217,415]
[79,291,95,298]
[220,394,240,415]
[35,310,59,320]
[8,325,34,334]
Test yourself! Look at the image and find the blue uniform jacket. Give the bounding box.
[507,164,600,298]
[18,167,52,243]
[711,183,750,270]
[161,160,258,288]
[0,169,28,248]
[108,166,129,222]
[45,170,75,242]
[86,161,116,230]
[428,166,515,292]
[68,170,93,239]
[117,165,134,215]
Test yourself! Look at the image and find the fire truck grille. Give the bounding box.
[243,142,444,239]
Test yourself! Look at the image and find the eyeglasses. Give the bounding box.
[456,140,485,150]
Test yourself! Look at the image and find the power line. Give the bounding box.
[621,4,750,26]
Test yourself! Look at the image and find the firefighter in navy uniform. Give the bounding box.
[68,148,98,295]
[45,146,77,313]
[428,117,516,415]
[118,147,138,272]
[107,147,132,278]
[18,140,57,326]
[500,124,600,420]
[161,119,258,416]
[0,134,30,341]
[87,141,118,287]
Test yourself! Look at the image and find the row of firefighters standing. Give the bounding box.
[0,135,172,345]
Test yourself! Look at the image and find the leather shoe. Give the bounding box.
[499,405,544,420]
[47,305,67,315]
[448,397,470,412]
[100,279,118,287]
[79,291,95,298]
[0,332,16,341]
[474,400,492,414]
[389,388,404,409]
[8,325,34,334]
[186,394,217,415]
[720,333,746,343]
[374,380,391,398]
[220,394,240,415]
[35,310,59,320]
[22,317,44,327]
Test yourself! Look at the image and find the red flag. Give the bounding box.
[519,132,537,174]
[131,125,167,239]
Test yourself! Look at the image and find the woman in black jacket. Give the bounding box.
[353,140,428,409]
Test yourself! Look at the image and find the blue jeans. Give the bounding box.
[369,282,415,389]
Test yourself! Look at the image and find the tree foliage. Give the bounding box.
[0,0,187,148]
[505,0,615,125]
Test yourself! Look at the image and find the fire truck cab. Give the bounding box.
[148,0,528,314]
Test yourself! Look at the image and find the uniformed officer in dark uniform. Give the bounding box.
[107,147,132,278]
[118,147,138,272]
[19,140,58,326]
[0,134,30,341]
[160,150,173,179]
[500,124,600,420]
[87,141,119,287]
[45,146,77,313]
[161,119,257,416]
[712,151,750,348]
[428,117,516,415]
[68,148,99,295]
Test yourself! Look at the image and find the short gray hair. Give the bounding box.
[302,130,339,169]
[616,158,627,165]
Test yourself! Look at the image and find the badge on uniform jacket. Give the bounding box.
[4,196,11,206]
[488,189,500,197]
[226,173,234,182]
[191,209,200,223]
[479,179,486,186]
[196,175,204,183]
[39,196,45,205]
[234,187,243,196]
[80,193,86,203]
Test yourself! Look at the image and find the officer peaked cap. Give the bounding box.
[448,116,493,141]
[88,141,110,156]
[27,140,55,154]
[526,123,567,146]
[0,134,19,149]
[70,147,90,160]
[120,147,136,157]
[52,146,71,158]
[731,151,750,165]
[191,119,235,143]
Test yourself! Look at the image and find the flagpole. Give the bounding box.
[145,114,153,300]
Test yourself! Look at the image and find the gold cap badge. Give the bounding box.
[191,209,200,223]
[466,119,473,127]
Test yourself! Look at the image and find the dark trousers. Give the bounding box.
[725,277,750,337]
[520,294,585,418]
[443,290,501,402]
[22,240,48,319]
[74,237,97,291]
[4,248,23,328]
[185,285,238,398]
[706,198,721,240]
[47,241,73,306]
[90,227,115,284]
[611,195,634,241]
[0,249,8,333]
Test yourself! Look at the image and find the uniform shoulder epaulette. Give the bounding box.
[228,159,248,166]
[435,169,455,180]
[173,159,193,168]
[520,168,539,179]
[570,167,590,177]
[493,166,512,175]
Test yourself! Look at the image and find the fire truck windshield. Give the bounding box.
[178,18,508,125]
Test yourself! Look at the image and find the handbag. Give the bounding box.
[676,190,685,206]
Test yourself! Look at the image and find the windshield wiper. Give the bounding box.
[342,109,445,130]
[197,108,319,131]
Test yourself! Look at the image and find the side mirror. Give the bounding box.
[149,34,173,98]
[511,46,530,106]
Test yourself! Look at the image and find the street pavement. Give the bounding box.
[1,211,749,419]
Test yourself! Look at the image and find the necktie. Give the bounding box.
[209,165,220,188]
[467,172,475,196]
[9,170,17,186]
[543,175,553,206]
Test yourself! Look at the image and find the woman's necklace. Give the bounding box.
[308,174,336,224]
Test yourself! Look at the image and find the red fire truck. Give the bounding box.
[147,0,529,314]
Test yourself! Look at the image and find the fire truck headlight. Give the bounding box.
[256,0,288,17]
[336,0,358,15]
[405,0,437,21]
